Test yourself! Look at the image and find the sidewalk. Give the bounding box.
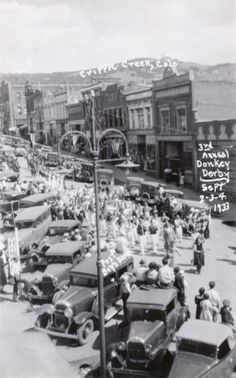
[104,163,200,201]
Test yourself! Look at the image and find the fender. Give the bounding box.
[29,284,42,296]
[177,306,190,330]
[37,304,55,316]
[74,311,98,326]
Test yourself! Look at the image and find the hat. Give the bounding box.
[139,259,146,265]
[223,299,231,307]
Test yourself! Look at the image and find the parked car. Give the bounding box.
[29,220,81,270]
[27,240,86,303]
[35,252,134,345]
[14,147,26,157]
[163,189,184,199]
[2,206,52,259]
[126,176,144,201]
[108,287,189,377]
[0,171,19,182]
[0,190,25,216]
[20,193,57,208]
[169,319,236,378]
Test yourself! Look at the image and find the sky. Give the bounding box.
[0,0,235,73]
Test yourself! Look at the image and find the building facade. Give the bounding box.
[0,81,27,135]
[153,69,195,185]
[124,85,156,172]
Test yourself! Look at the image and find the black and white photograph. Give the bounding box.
[0,0,236,377]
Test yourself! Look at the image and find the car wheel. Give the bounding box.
[77,319,94,345]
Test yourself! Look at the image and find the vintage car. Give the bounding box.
[137,181,167,206]
[0,190,26,216]
[0,171,19,182]
[97,168,114,188]
[29,220,81,270]
[3,206,52,259]
[14,147,26,156]
[177,199,210,219]
[126,176,144,200]
[108,287,189,377]
[27,240,86,303]
[168,319,236,378]
[20,193,57,208]
[35,252,134,345]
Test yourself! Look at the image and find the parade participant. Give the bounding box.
[158,257,174,288]
[200,292,213,321]
[0,250,8,293]
[220,300,236,331]
[149,219,158,254]
[137,217,147,256]
[194,287,205,319]
[174,214,183,243]
[146,262,159,286]
[163,222,176,265]
[206,281,221,322]
[174,266,186,306]
[161,212,169,224]
[193,232,205,274]
[135,259,148,286]
[119,274,132,323]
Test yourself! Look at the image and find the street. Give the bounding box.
[0,154,236,377]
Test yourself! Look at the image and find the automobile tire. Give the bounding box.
[77,319,94,345]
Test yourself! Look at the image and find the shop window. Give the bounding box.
[114,109,118,127]
[17,106,22,115]
[130,109,135,129]
[109,110,113,127]
[61,123,65,135]
[160,109,170,134]
[137,108,145,129]
[16,92,21,100]
[119,108,123,127]
[146,107,151,128]
[176,107,187,133]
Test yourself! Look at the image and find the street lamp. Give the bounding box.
[58,91,130,377]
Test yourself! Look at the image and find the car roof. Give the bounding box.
[48,220,79,229]
[71,252,133,277]
[45,240,85,256]
[178,199,208,209]
[141,181,160,187]
[0,171,18,180]
[1,190,23,198]
[176,320,234,346]
[127,287,177,309]
[127,176,144,182]
[15,206,49,222]
[164,189,184,195]
[21,193,56,203]
[97,169,113,174]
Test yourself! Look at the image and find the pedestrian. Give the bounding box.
[206,281,221,322]
[174,214,183,243]
[193,232,205,274]
[174,266,186,306]
[200,292,213,322]
[0,250,8,293]
[163,221,176,266]
[220,299,235,332]
[194,287,205,319]
[119,274,132,324]
[158,256,175,288]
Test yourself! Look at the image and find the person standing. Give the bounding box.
[220,300,235,331]
[0,250,8,293]
[137,217,147,256]
[193,233,205,274]
[200,293,213,322]
[206,281,221,322]
[174,266,186,306]
[174,215,183,243]
[194,287,205,319]
[149,219,158,254]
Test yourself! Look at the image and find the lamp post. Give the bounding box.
[58,90,129,377]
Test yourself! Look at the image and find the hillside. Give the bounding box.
[0,57,235,85]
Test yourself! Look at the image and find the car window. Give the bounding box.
[128,307,165,322]
[177,339,217,358]
[17,221,34,229]
[166,299,175,314]
[104,273,116,286]
[47,256,71,264]
[218,339,231,359]
[70,273,97,287]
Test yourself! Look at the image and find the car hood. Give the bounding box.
[44,263,72,277]
[128,320,162,344]
[168,352,214,378]
[56,285,96,309]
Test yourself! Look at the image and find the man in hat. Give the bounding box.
[220,300,235,332]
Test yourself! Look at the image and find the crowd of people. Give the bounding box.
[0,149,235,333]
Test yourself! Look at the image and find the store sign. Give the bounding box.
[146,135,155,145]
[155,85,189,99]
[128,135,137,144]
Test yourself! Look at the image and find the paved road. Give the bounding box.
[1,154,236,377]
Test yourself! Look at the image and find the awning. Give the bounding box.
[18,124,28,129]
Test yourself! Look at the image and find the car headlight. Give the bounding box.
[64,307,73,318]
[52,276,58,286]
[145,344,152,357]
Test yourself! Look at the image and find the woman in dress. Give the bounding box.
[193,232,205,274]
